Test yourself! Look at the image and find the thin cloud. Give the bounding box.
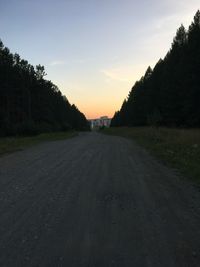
[49,59,88,67]
[101,65,149,83]
[101,69,130,82]
[49,60,67,66]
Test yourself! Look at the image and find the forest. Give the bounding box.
[111,10,200,128]
[0,41,89,136]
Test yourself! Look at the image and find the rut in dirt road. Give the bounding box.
[0,132,200,267]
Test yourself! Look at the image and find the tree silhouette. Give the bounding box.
[0,40,89,136]
[111,10,200,128]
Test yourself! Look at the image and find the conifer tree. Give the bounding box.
[111,10,200,128]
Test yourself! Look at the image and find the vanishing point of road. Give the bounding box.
[0,132,200,266]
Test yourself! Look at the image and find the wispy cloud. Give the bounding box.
[49,59,89,67]
[101,69,130,82]
[101,65,149,83]
[49,60,67,66]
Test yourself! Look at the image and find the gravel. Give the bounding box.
[0,132,200,266]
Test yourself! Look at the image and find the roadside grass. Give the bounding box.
[103,127,200,183]
[0,131,77,156]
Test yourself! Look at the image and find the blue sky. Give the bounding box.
[0,0,199,118]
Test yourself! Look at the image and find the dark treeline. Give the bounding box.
[0,40,89,136]
[111,10,200,128]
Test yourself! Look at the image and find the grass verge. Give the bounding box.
[0,131,77,156]
[103,127,200,183]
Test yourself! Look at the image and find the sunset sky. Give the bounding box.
[0,0,199,119]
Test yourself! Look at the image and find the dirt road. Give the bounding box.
[0,132,200,266]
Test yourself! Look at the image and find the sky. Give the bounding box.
[0,0,199,119]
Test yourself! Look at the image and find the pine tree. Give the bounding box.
[111,10,200,128]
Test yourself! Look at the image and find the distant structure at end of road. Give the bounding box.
[89,116,111,130]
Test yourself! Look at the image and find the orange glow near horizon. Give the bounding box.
[60,66,146,121]
[85,110,114,120]
[75,101,117,120]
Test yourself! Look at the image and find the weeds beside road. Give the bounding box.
[0,131,77,156]
[103,127,200,183]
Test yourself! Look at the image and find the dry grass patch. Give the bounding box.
[0,131,77,156]
[104,127,200,182]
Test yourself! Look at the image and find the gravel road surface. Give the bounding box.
[0,132,200,267]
